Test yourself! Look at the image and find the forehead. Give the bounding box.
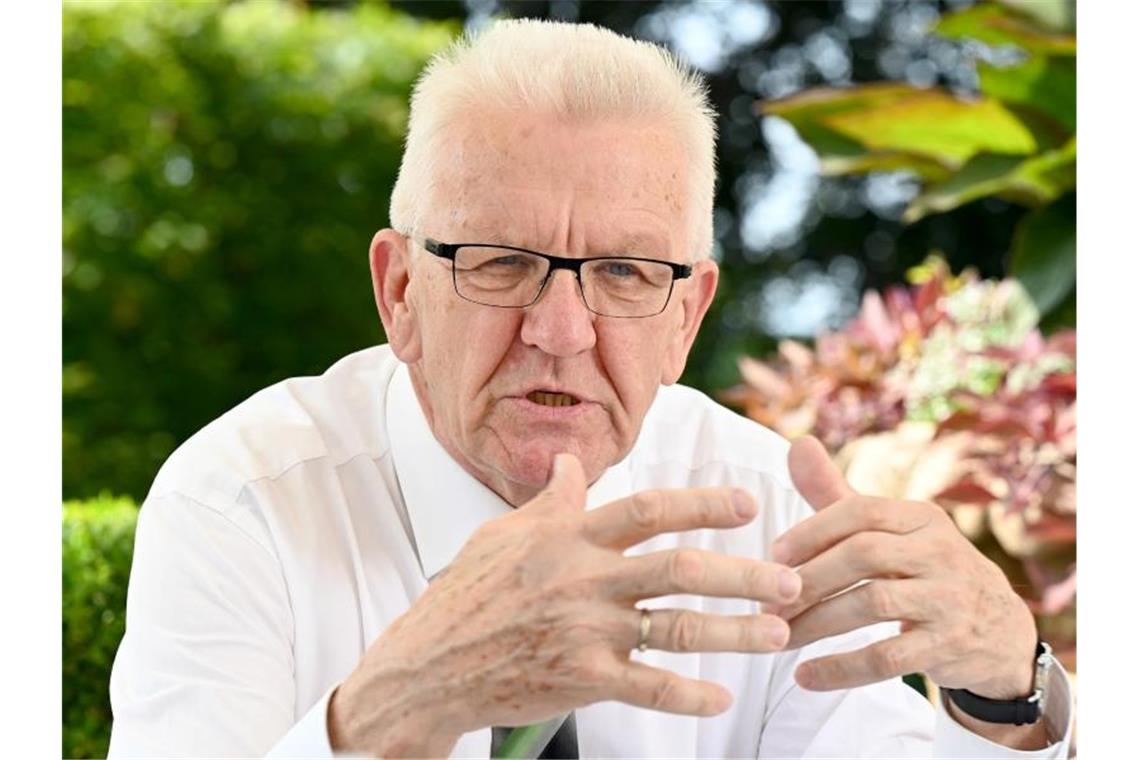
[427,109,692,257]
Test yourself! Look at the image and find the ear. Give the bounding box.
[660,258,719,385]
[369,229,423,363]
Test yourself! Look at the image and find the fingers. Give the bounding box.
[610,660,733,717]
[768,531,927,620]
[585,487,758,549]
[772,496,937,567]
[795,628,941,692]
[611,548,802,604]
[787,435,854,511]
[635,608,790,653]
[782,579,937,650]
[530,453,588,512]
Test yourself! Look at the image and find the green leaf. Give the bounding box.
[979,55,1075,134]
[761,82,924,122]
[819,150,955,181]
[902,138,1075,223]
[1009,194,1076,316]
[903,153,1025,223]
[996,0,1075,33]
[760,83,927,159]
[820,91,1037,166]
[936,4,1076,55]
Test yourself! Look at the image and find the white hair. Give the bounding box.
[388,18,718,260]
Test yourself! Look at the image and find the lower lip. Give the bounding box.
[505,396,597,421]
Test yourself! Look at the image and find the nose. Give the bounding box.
[518,269,597,357]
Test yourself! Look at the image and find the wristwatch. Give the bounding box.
[942,640,1056,725]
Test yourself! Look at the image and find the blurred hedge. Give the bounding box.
[63,0,456,501]
[62,496,138,759]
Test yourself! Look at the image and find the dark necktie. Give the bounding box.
[491,713,578,759]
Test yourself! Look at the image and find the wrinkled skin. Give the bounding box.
[328,456,801,756]
[768,437,1049,749]
[370,110,719,506]
[332,110,1051,756]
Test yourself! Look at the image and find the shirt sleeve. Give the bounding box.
[756,620,1073,759]
[108,491,325,758]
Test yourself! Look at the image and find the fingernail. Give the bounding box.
[796,664,815,688]
[767,618,790,648]
[733,490,756,518]
[778,570,801,600]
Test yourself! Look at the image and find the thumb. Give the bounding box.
[788,435,854,511]
[535,452,587,511]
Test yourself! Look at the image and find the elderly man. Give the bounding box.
[108,19,1071,760]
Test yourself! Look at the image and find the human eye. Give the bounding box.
[600,260,639,278]
[458,247,536,272]
[483,254,526,268]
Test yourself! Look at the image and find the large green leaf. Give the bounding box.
[936,4,1076,55]
[818,150,955,181]
[979,55,1076,134]
[903,153,1024,223]
[761,84,924,159]
[1009,194,1076,316]
[762,82,924,122]
[903,138,1075,223]
[997,0,1075,33]
[820,91,1037,166]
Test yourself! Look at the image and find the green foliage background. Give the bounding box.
[62,497,137,759]
[62,1,1074,757]
[63,0,454,502]
[63,2,452,755]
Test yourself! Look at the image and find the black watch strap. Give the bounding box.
[943,640,1050,726]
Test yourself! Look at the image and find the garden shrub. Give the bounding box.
[63,0,456,501]
[62,496,138,759]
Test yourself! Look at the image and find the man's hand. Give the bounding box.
[766,436,1047,747]
[328,453,803,757]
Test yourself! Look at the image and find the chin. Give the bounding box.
[492,434,614,494]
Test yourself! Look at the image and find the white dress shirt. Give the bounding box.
[108,345,1072,759]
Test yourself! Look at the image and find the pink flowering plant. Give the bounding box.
[723,257,1076,662]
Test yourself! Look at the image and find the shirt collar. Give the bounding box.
[386,361,633,579]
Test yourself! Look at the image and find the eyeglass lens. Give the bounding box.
[452,246,675,317]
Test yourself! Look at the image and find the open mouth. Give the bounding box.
[526,390,581,408]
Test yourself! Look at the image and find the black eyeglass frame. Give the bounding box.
[419,237,693,318]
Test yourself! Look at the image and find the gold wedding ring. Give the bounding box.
[636,608,652,652]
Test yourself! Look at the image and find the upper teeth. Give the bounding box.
[528,391,578,407]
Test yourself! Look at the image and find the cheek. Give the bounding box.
[420,298,522,404]
[597,324,671,417]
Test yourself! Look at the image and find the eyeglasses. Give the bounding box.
[416,238,692,318]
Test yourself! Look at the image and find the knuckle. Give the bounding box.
[866,583,896,619]
[667,549,706,590]
[744,562,776,598]
[923,500,953,527]
[629,491,664,533]
[872,644,905,675]
[668,611,703,652]
[570,654,611,686]
[736,620,759,650]
[848,532,880,565]
[695,492,720,525]
[860,500,890,530]
[649,677,677,711]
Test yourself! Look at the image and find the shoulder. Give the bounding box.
[148,345,401,508]
[637,382,794,489]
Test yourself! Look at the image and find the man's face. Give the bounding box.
[375,109,718,504]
